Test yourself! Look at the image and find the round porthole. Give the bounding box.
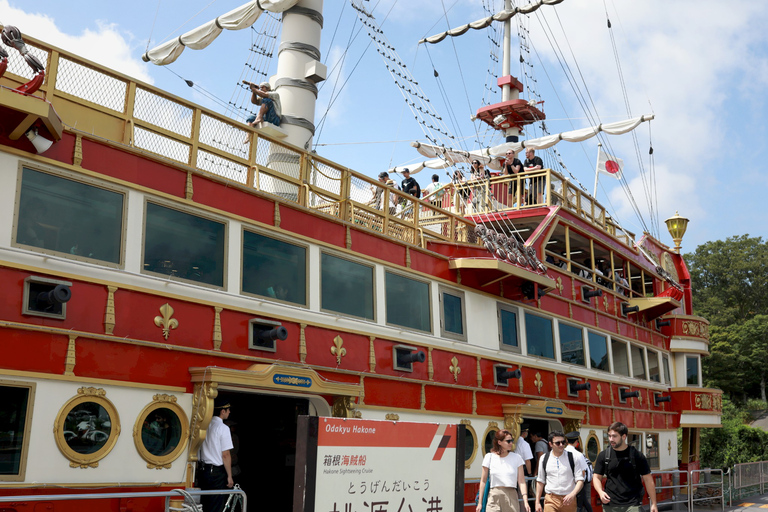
[54,387,120,468]
[482,423,499,456]
[134,395,188,469]
[462,421,478,469]
[587,432,600,462]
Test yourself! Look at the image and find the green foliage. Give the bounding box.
[700,399,768,469]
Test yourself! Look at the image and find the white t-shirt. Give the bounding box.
[482,451,524,488]
[199,416,234,466]
[514,437,533,461]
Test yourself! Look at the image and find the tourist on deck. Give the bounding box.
[524,148,544,205]
[369,171,389,210]
[401,168,421,198]
[504,150,524,206]
[471,160,491,212]
[244,81,282,127]
[423,174,444,206]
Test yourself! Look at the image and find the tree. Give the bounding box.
[685,235,768,326]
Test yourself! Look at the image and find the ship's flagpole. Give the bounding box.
[593,142,602,197]
[501,0,512,103]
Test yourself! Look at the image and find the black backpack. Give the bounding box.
[541,450,575,482]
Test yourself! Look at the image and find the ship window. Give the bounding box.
[242,231,307,306]
[588,332,610,372]
[134,397,189,469]
[321,253,374,321]
[54,388,120,467]
[559,323,585,366]
[686,356,700,386]
[0,381,35,481]
[646,433,660,469]
[498,304,520,352]
[663,355,672,385]
[482,425,499,456]
[440,287,465,340]
[14,167,124,266]
[143,202,225,287]
[462,422,478,470]
[586,433,600,463]
[631,345,647,380]
[648,350,661,382]
[611,339,630,377]
[385,272,431,332]
[525,313,555,360]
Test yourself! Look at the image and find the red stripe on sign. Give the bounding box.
[432,434,452,460]
[319,418,452,448]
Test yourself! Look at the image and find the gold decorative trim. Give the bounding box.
[54,387,121,468]
[185,171,193,200]
[556,277,563,295]
[428,347,434,381]
[385,413,400,421]
[420,383,426,410]
[585,430,600,462]
[457,269,461,285]
[502,400,586,421]
[331,335,346,366]
[481,422,500,456]
[667,439,672,456]
[406,247,411,268]
[461,420,478,469]
[345,225,352,250]
[568,302,573,318]
[299,324,307,363]
[449,356,461,382]
[133,394,189,469]
[188,381,217,463]
[213,307,223,351]
[534,372,543,394]
[274,202,281,228]
[154,303,179,340]
[104,286,117,335]
[332,396,355,418]
[359,375,365,405]
[596,384,603,402]
[73,134,83,167]
[368,336,376,373]
[472,390,477,415]
[603,295,609,311]
[554,371,560,399]
[476,357,482,387]
[64,335,76,376]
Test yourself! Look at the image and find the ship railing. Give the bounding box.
[0,35,480,250]
[730,461,768,504]
[0,488,247,512]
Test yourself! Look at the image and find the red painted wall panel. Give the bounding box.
[425,386,472,415]
[363,377,420,408]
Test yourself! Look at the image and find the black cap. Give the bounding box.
[520,424,530,432]
[378,171,389,179]
[402,168,410,174]
[565,431,580,440]
[214,397,231,410]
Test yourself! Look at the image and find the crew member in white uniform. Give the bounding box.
[199,398,234,512]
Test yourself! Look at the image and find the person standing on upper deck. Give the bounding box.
[401,168,421,198]
[524,148,545,205]
[504,150,524,206]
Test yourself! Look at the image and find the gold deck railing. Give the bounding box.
[1,35,631,250]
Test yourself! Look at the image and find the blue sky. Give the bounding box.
[2,0,767,252]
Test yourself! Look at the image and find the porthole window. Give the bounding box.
[586,432,600,462]
[134,395,189,468]
[461,421,478,469]
[54,388,120,468]
[482,423,499,456]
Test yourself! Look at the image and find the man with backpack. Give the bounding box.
[564,432,593,512]
[534,431,586,512]
[592,422,658,512]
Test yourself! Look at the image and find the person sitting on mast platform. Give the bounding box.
[244,81,282,127]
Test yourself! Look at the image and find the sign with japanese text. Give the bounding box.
[294,417,464,512]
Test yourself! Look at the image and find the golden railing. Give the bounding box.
[0,36,631,249]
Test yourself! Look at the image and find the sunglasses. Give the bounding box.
[503,439,514,443]
[552,440,567,446]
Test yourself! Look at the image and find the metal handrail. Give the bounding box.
[690,468,724,511]
[0,488,247,512]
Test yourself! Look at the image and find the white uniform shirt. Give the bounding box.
[483,451,524,488]
[514,437,533,461]
[536,449,586,495]
[565,444,589,480]
[199,416,234,466]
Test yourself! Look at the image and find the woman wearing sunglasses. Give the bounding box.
[478,429,531,512]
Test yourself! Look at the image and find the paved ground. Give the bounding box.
[720,492,768,512]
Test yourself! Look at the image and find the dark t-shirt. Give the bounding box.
[524,156,544,169]
[401,177,421,197]
[594,446,651,506]
[504,158,523,175]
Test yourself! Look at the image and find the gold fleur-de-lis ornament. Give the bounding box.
[154,303,179,340]
[331,335,346,365]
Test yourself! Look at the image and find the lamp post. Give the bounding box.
[665,211,690,253]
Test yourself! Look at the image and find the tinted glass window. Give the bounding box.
[686,356,699,386]
[242,231,306,305]
[144,203,225,287]
[648,351,661,382]
[321,254,374,320]
[140,407,183,456]
[0,386,30,476]
[525,313,554,359]
[63,402,112,454]
[559,323,585,366]
[442,291,464,336]
[588,332,610,371]
[587,437,599,462]
[631,345,647,379]
[500,308,519,349]
[16,168,123,263]
[464,428,476,463]
[386,272,430,332]
[612,340,630,377]
[663,355,672,385]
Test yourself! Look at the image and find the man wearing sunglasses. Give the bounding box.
[534,431,586,512]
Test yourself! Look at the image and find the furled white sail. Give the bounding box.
[419,0,564,45]
[142,0,299,65]
[409,114,655,170]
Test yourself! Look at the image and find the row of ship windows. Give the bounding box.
[0,382,187,481]
[13,167,700,385]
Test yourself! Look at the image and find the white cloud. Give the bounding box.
[0,0,153,83]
